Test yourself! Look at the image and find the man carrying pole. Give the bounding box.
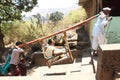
[92,7,112,56]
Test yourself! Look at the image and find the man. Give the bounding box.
[9,41,24,76]
[92,7,112,56]
[44,39,67,68]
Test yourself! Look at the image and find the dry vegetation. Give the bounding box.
[3,7,87,47]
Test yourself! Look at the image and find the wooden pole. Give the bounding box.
[19,14,99,48]
[63,31,74,61]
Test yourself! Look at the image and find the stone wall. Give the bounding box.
[31,51,76,66]
[96,44,120,80]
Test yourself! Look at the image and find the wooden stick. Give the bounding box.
[63,31,74,61]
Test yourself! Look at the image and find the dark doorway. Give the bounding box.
[103,0,120,16]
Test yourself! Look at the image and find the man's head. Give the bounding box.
[16,41,23,46]
[48,39,55,45]
[103,7,111,15]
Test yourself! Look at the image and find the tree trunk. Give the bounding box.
[0,22,5,52]
[0,22,5,62]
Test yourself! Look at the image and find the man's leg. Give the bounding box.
[92,36,98,56]
[93,50,98,56]
[10,64,18,76]
[97,33,107,45]
[46,61,50,68]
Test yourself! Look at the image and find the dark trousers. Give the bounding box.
[10,64,19,76]
[18,62,27,76]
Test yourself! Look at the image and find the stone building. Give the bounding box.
[78,0,120,80]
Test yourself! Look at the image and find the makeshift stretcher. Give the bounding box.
[41,32,73,68]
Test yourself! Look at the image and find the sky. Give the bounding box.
[37,0,78,9]
[22,0,79,17]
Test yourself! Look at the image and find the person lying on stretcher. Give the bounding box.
[44,39,69,68]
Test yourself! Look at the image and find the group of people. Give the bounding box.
[2,39,68,75]
[92,7,112,55]
[1,41,26,76]
[1,6,112,76]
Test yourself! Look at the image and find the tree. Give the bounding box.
[69,7,87,23]
[49,11,64,26]
[0,0,37,51]
[33,13,44,35]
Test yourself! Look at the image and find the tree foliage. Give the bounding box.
[49,11,64,25]
[0,0,37,52]
[3,7,88,47]
[68,7,87,23]
[0,0,37,21]
[33,13,44,34]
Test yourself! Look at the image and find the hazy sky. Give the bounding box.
[22,0,79,17]
[37,0,78,9]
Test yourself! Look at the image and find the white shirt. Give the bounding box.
[10,47,24,65]
[92,12,109,37]
[44,45,56,59]
[44,45,64,59]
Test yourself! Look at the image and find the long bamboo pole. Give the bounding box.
[19,14,99,48]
